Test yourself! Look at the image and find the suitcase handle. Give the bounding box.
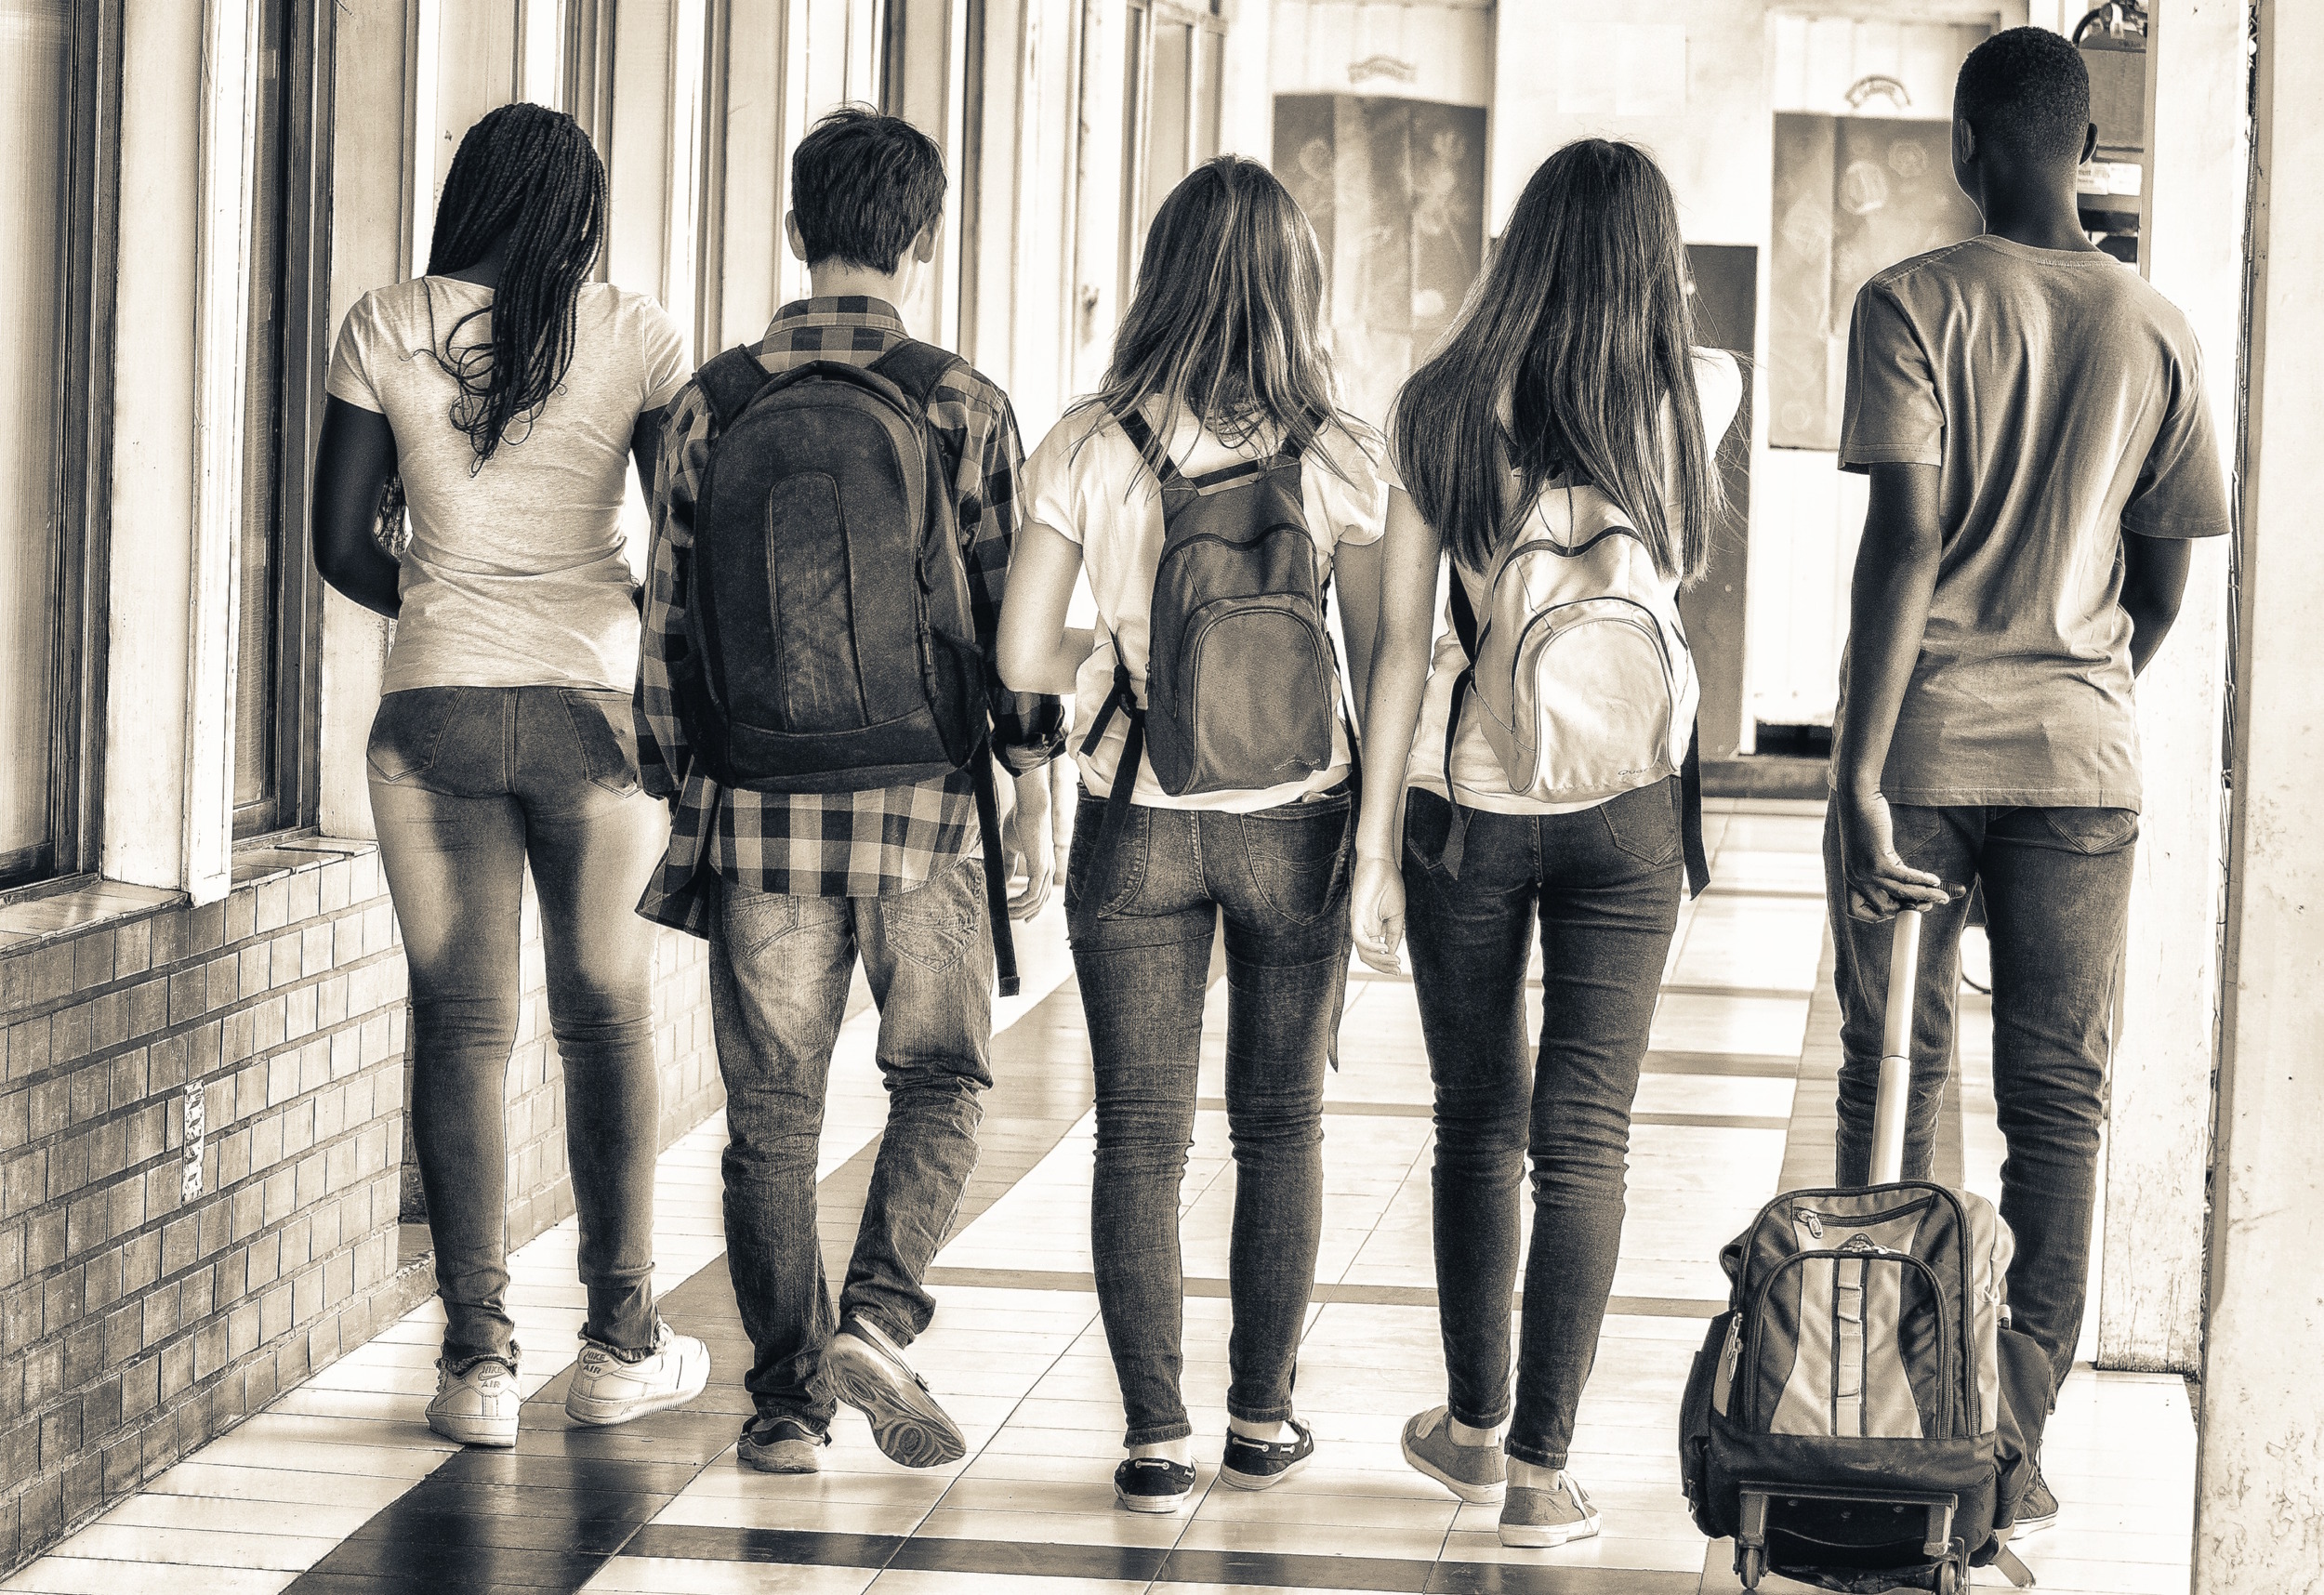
[1869,907,1927,1187]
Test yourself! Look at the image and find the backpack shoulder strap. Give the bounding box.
[867,338,965,409]
[698,345,774,430]
[1447,561,1481,661]
[1110,405,1186,490]
[1680,720,1710,899]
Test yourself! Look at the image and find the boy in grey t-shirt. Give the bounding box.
[1825,26,2230,1533]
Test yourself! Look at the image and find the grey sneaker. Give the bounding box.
[427,1356,521,1448]
[1499,1470,1602,1549]
[565,1320,711,1427]
[1401,1405,1506,1504]
[2014,1469,2059,1536]
[817,1318,967,1468]
[739,1416,830,1474]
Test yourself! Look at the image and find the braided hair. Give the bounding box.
[424,103,608,466]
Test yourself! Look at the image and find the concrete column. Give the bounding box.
[2193,1,2324,1587]
[2096,0,2242,1376]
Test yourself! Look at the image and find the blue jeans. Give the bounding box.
[1065,787,1353,1446]
[1401,781,1684,1470]
[1824,802,2136,1400]
[706,855,995,1430]
[367,685,667,1366]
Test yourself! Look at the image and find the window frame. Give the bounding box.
[2,0,123,896]
[231,0,337,842]
[1116,0,1226,308]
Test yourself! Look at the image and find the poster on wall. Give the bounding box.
[1768,112,1982,452]
[1274,94,1487,431]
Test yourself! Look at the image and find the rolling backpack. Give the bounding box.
[1679,910,2050,1593]
[1076,406,1346,854]
[1438,477,1708,891]
[671,340,1024,995]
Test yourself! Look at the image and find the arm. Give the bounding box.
[633,399,704,804]
[963,398,1067,917]
[1334,534,1385,723]
[1348,488,1443,973]
[2120,529,2194,678]
[995,521,1097,694]
[627,406,667,613]
[310,398,403,619]
[1832,462,1955,920]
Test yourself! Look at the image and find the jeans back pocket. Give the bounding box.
[1239,793,1353,927]
[561,688,641,796]
[366,688,463,784]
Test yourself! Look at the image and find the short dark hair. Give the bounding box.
[789,106,946,272]
[1955,26,2091,166]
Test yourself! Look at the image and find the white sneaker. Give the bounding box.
[428,1357,521,1447]
[564,1320,711,1428]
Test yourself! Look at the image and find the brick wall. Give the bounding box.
[0,844,725,1573]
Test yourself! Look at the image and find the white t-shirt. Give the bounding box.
[1024,403,1393,811]
[325,277,690,694]
[1404,348,1745,814]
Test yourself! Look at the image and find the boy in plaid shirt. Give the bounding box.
[634,108,1063,1474]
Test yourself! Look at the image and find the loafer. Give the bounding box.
[1115,1454,1197,1513]
[1402,1404,1506,1504]
[817,1318,968,1469]
[739,1416,830,1474]
[1220,1417,1314,1491]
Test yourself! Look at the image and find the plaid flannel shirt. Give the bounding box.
[634,297,1063,936]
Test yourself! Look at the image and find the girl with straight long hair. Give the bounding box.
[310,102,708,1448]
[998,156,1391,1515]
[1349,138,1742,1549]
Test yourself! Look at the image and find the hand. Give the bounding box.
[1000,766,1054,920]
[1350,854,1406,974]
[1836,788,1954,921]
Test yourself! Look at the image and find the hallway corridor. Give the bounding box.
[1,802,2197,1595]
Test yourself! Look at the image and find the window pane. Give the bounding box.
[234,0,290,824]
[0,2,73,875]
[1117,1,1146,302]
[1194,24,1221,166]
[1142,22,1191,243]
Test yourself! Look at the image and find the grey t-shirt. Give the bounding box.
[326,277,690,693]
[1838,235,2231,810]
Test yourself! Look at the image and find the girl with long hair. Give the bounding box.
[1348,138,1742,1548]
[309,103,707,1448]
[997,156,1390,1514]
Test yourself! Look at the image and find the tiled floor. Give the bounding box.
[3,801,2197,1595]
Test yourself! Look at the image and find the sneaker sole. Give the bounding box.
[819,1338,968,1469]
[1499,1513,1602,1549]
[1116,1486,1192,1514]
[428,1410,519,1448]
[1220,1451,1312,1493]
[564,1354,712,1428]
[2012,1512,2058,1538]
[1401,1433,1507,1505]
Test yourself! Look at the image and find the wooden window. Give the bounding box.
[1,0,118,889]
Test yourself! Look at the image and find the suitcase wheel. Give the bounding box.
[1734,1544,1765,1589]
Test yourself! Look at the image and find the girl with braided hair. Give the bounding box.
[310,102,708,1448]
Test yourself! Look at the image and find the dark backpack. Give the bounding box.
[674,340,1021,993]
[1679,1181,2049,1591]
[1077,407,1342,845]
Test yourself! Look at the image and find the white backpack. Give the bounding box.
[1439,478,1709,890]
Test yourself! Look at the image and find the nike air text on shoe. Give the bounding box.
[816,1318,968,1468]
[1499,1470,1603,1549]
[1401,1405,1507,1504]
[428,1356,521,1448]
[1114,1455,1197,1513]
[564,1319,712,1427]
[1220,1417,1314,1491]
[738,1416,830,1474]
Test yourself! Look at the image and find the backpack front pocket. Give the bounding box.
[1170,598,1335,797]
